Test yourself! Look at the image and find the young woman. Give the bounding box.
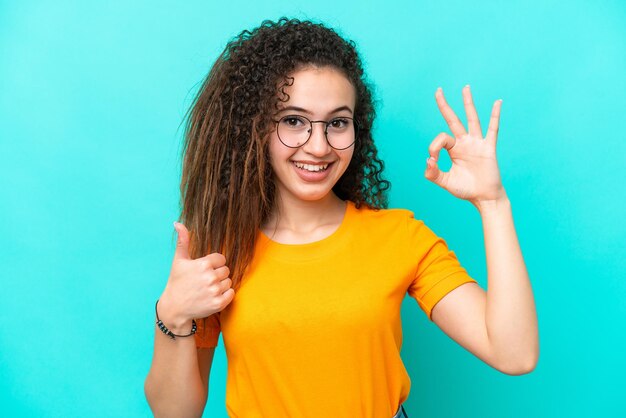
[144,17,539,418]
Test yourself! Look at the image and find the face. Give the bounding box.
[268,65,357,204]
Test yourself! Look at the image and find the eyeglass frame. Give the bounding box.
[273,114,360,150]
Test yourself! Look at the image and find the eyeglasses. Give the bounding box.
[275,114,359,150]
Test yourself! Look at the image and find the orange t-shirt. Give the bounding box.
[195,199,477,417]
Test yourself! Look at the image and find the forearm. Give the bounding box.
[144,301,207,418]
[476,196,539,373]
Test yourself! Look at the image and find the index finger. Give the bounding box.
[435,87,467,139]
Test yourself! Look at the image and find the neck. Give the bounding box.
[265,191,346,234]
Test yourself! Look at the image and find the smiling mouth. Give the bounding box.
[291,161,334,172]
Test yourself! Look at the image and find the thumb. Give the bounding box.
[173,221,191,260]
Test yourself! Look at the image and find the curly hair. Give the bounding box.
[178,17,391,297]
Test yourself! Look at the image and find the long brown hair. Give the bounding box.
[177,17,391,296]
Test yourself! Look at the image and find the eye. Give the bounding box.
[330,118,350,129]
[281,115,307,127]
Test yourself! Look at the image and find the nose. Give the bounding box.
[302,121,332,156]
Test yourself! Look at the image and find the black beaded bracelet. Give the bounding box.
[155,299,197,340]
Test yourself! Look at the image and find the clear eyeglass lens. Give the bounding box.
[278,115,357,149]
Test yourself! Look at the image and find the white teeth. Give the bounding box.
[293,162,329,172]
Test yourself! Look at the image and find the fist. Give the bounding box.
[158,222,235,327]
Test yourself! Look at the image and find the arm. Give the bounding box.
[144,298,211,418]
[477,196,538,372]
[431,197,539,375]
[145,221,233,416]
[425,86,539,375]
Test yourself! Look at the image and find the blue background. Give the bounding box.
[1,0,624,417]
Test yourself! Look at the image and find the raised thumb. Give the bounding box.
[173,221,191,260]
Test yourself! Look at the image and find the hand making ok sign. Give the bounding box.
[425,85,508,208]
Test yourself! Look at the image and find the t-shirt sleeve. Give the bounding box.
[194,312,221,348]
[405,210,478,322]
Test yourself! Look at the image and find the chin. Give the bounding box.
[292,189,333,202]
[278,182,335,202]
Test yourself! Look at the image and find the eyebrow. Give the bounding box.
[278,105,353,115]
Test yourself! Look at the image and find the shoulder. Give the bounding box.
[352,201,420,222]
[349,201,424,233]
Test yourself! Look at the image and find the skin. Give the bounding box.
[145,68,539,416]
[262,65,356,244]
[147,66,359,414]
[263,68,539,375]
[426,86,539,375]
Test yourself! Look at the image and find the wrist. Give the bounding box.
[470,189,510,213]
[473,195,511,216]
[156,296,194,334]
